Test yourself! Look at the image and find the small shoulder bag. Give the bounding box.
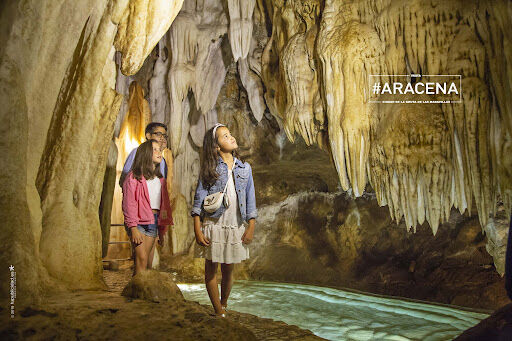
[203,170,232,213]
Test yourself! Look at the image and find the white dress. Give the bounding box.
[195,168,249,264]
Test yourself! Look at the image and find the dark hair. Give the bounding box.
[131,139,163,180]
[145,122,167,135]
[200,125,242,186]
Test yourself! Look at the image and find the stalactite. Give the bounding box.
[258,0,512,234]
[228,0,256,61]
[193,38,227,114]
[189,108,218,148]
[168,13,197,155]
[122,82,151,142]
[441,25,495,227]
[281,30,320,145]
[149,38,170,124]
[369,98,452,234]
[167,1,228,156]
[239,57,266,122]
[318,14,384,197]
[114,0,185,75]
[113,52,135,137]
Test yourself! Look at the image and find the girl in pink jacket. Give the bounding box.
[122,139,173,275]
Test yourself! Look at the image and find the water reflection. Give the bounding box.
[177,281,488,341]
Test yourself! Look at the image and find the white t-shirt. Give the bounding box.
[146,177,161,210]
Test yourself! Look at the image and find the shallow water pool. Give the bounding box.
[177,281,488,341]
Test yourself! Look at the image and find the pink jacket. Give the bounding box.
[122,172,173,234]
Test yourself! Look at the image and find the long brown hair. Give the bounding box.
[200,125,242,187]
[131,139,162,180]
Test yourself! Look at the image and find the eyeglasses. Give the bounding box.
[152,131,168,139]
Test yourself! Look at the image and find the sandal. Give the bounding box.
[221,304,228,311]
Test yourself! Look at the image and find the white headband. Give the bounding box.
[212,123,225,140]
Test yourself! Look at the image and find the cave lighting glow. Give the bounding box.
[177,281,488,341]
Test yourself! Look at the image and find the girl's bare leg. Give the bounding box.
[145,234,157,269]
[130,242,136,277]
[205,259,223,314]
[220,263,234,307]
[133,239,147,275]
[132,233,155,275]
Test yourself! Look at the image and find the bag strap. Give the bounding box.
[222,168,233,193]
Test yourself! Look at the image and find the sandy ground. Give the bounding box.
[1,263,324,340]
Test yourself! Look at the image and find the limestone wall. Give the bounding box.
[0,0,183,305]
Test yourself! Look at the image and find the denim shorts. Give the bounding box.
[125,213,159,238]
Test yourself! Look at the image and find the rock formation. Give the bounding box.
[149,0,512,240]
[121,270,184,303]
[1,0,511,316]
[0,0,184,305]
[261,0,512,234]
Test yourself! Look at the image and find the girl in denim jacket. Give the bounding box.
[191,123,257,317]
[122,139,173,276]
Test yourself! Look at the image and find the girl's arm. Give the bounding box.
[193,215,210,246]
[245,164,258,221]
[243,218,255,244]
[119,148,137,187]
[191,177,208,218]
[122,175,139,228]
[243,164,256,244]
[123,174,144,245]
[191,177,210,246]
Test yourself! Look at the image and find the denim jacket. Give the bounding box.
[191,157,257,223]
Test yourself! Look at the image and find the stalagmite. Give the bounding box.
[36,37,123,286]
[108,82,150,260]
[1,0,511,313]
[174,137,201,207]
[1,0,112,302]
[484,215,509,276]
[99,140,118,258]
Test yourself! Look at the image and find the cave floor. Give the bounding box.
[1,264,323,340]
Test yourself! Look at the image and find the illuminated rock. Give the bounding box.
[258,0,511,233]
[0,0,183,304]
[166,2,228,155]
[114,0,184,75]
[228,0,256,61]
